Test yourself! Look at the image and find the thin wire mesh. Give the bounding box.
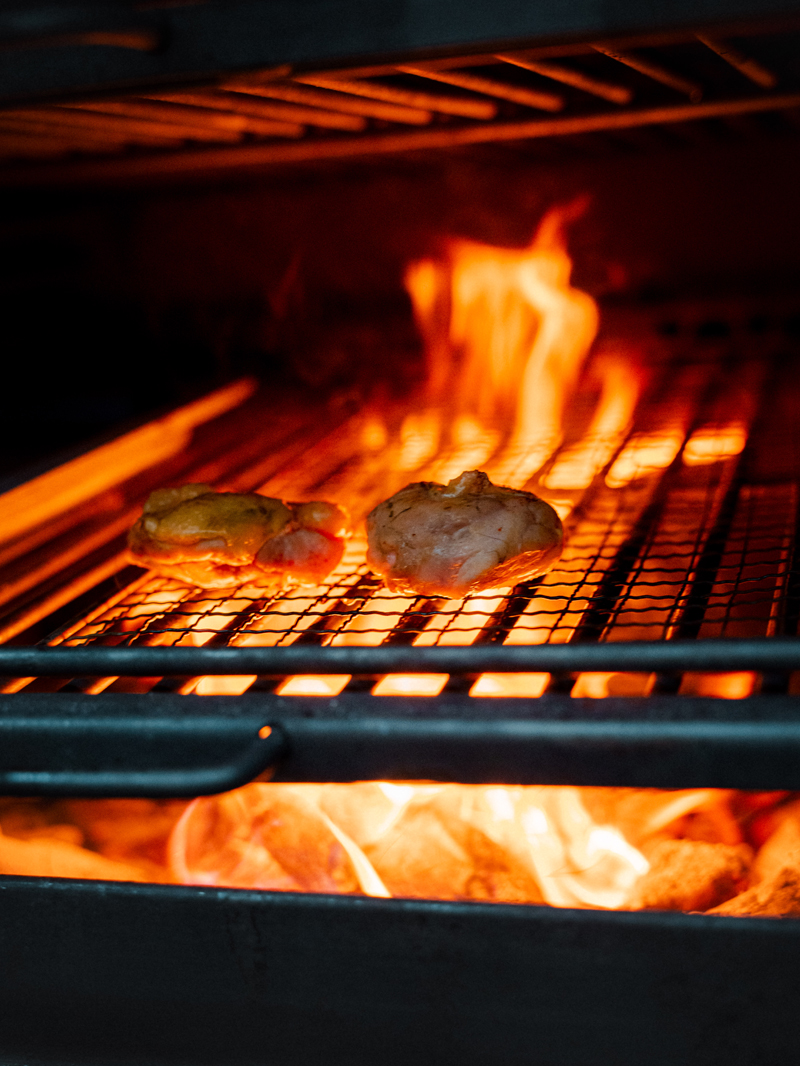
[48,351,794,664]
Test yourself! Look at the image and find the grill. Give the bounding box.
[0,12,799,184]
[3,303,798,689]
[4,2,800,1065]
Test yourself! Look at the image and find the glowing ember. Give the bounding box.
[605,427,686,488]
[469,673,550,697]
[683,422,748,465]
[372,674,449,696]
[168,782,650,906]
[276,675,351,696]
[0,785,799,916]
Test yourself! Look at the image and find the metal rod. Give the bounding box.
[293,73,498,119]
[396,65,564,112]
[494,54,633,104]
[695,34,777,88]
[591,45,703,101]
[8,90,800,186]
[146,90,366,131]
[2,636,800,676]
[220,81,433,125]
[3,692,800,793]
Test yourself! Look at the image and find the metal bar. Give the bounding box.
[7,90,800,186]
[494,54,633,103]
[695,34,778,87]
[293,73,498,119]
[2,879,800,1066]
[146,90,367,131]
[4,636,800,676]
[4,692,800,793]
[278,714,800,789]
[396,65,564,111]
[220,81,433,125]
[590,45,703,100]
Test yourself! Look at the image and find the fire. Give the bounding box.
[3,785,800,916]
[8,205,774,913]
[168,781,650,907]
[542,354,640,491]
[683,422,748,465]
[405,202,599,488]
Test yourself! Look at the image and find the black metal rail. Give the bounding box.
[2,636,800,678]
[2,689,800,795]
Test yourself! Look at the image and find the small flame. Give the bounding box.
[276,675,352,696]
[542,355,641,490]
[683,423,747,466]
[605,427,686,488]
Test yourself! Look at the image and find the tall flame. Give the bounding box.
[405,203,599,487]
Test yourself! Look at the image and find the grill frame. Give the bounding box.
[1,8,800,184]
[3,687,800,796]
[0,875,798,1066]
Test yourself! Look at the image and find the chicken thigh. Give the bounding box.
[128,483,348,589]
[366,469,562,597]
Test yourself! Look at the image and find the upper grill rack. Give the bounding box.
[3,301,800,698]
[2,26,800,185]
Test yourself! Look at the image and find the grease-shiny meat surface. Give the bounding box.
[128,483,348,589]
[366,470,563,597]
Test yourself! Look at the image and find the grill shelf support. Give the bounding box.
[3,687,800,795]
[2,635,800,676]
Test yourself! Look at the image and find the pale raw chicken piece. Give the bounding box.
[128,483,348,589]
[366,469,562,597]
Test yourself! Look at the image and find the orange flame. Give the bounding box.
[683,423,747,466]
[405,203,599,487]
[169,782,650,908]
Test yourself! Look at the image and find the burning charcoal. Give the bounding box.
[366,469,562,597]
[361,793,477,900]
[709,802,800,917]
[128,483,348,589]
[709,869,800,917]
[169,784,365,895]
[420,786,545,904]
[630,839,752,912]
[64,798,188,878]
[750,799,800,883]
[0,828,147,882]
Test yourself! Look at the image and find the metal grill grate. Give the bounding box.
[2,26,800,185]
[5,304,799,697]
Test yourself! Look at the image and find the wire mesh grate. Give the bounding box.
[6,312,800,696]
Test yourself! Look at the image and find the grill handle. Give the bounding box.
[0,717,287,797]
